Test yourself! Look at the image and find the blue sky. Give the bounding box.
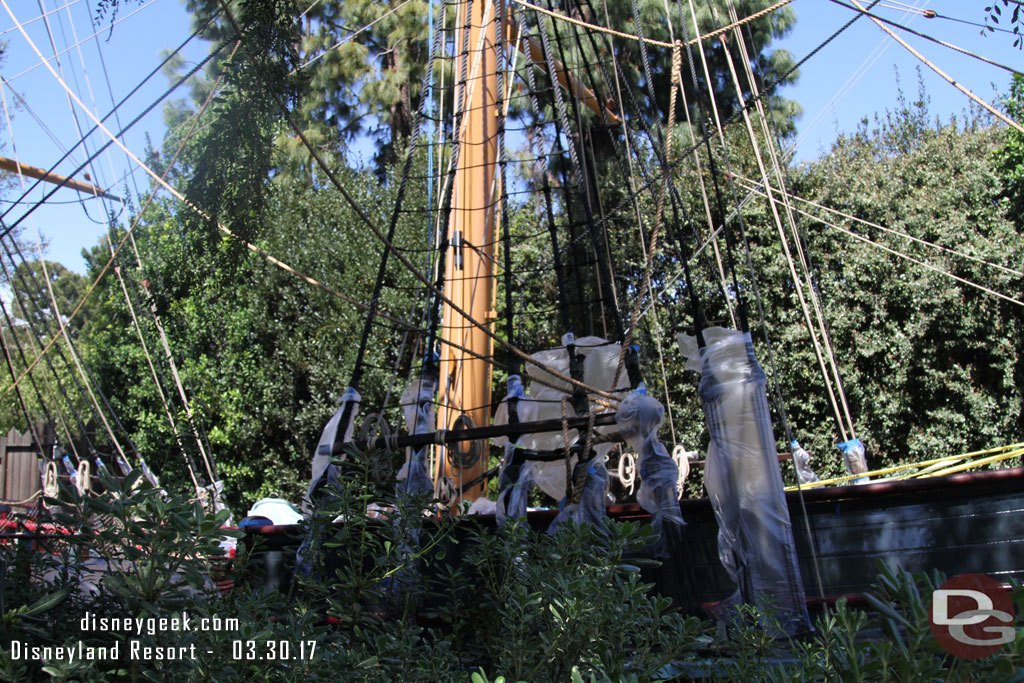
[0,0,1018,274]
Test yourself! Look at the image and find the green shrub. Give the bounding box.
[3,467,1024,681]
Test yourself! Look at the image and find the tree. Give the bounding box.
[177,0,432,172]
[76,152,429,506]
[5,260,89,334]
[996,73,1024,217]
[585,0,800,134]
[544,79,1024,487]
[745,89,1024,477]
[171,0,799,171]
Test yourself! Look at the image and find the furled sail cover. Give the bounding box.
[615,388,682,537]
[837,438,870,483]
[397,379,436,496]
[304,387,360,512]
[492,336,622,525]
[679,327,810,633]
[495,374,533,524]
[547,455,610,530]
[493,336,621,501]
[790,440,820,485]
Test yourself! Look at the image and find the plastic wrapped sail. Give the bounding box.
[495,374,532,524]
[303,387,360,513]
[397,379,437,496]
[679,327,811,634]
[297,388,361,577]
[492,336,623,526]
[837,437,870,483]
[790,440,821,485]
[547,455,610,530]
[615,387,683,538]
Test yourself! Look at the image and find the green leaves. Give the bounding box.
[984,1,1023,49]
[750,90,1024,476]
[997,74,1024,217]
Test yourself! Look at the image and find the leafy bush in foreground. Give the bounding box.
[2,468,1023,681]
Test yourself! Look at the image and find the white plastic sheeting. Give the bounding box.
[837,438,869,483]
[493,335,623,501]
[678,327,810,633]
[615,388,683,537]
[304,387,360,512]
[493,340,574,501]
[547,456,609,531]
[492,336,623,512]
[495,375,533,524]
[397,379,436,496]
[790,440,820,485]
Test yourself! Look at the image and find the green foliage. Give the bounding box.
[1,465,709,681]
[0,470,236,681]
[8,470,1024,680]
[75,145,427,507]
[984,0,1024,49]
[184,0,435,172]
[3,261,89,335]
[435,519,704,681]
[997,73,1024,218]
[181,0,800,175]
[660,563,1024,681]
[625,79,1024,486]
[0,256,97,445]
[181,0,303,251]
[27,0,1024,523]
[611,0,801,136]
[768,87,1024,474]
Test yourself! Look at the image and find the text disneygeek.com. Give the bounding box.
[9,611,317,663]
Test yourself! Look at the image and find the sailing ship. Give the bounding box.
[251,0,1024,624]
[1,0,1021,623]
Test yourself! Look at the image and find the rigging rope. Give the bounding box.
[844,0,1024,135]
[0,304,47,461]
[585,0,681,435]
[735,180,1024,309]
[535,0,623,341]
[681,0,752,331]
[669,34,737,328]
[0,17,229,236]
[612,39,680,393]
[0,240,98,462]
[345,0,449,394]
[112,259,203,495]
[730,173,1024,280]
[496,0,517,371]
[0,75,136,470]
[727,1,858,440]
[785,443,1024,490]
[825,0,1022,75]
[707,0,853,442]
[292,0,415,72]
[4,0,159,84]
[0,30,242,400]
[5,0,624,419]
[511,0,794,49]
[48,0,203,483]
[677,0,796,450]
[0,0,81,38]
[116,34,246,490]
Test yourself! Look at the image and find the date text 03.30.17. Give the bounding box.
[231,640,317,661]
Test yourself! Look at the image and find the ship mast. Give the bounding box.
[436,0,501,502]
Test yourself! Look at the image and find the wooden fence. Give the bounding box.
[0,424,54,506]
